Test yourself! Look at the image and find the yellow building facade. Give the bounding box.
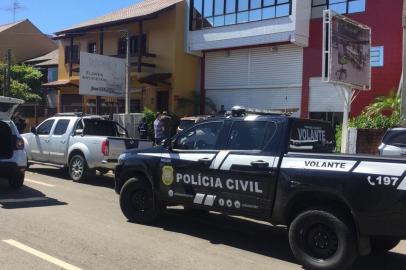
[53,0,199,116]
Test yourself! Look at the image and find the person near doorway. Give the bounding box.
[138,117,148,140]
[154,112,164,145]
[217,105,226,115]
[12,112,26,134]
[160,111,172,140]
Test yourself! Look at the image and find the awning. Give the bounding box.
[42,80,78,87]
[137,72,171,85]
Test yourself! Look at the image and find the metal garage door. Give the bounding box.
[205,44,303,114]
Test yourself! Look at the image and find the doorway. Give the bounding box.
[156,91,169,112]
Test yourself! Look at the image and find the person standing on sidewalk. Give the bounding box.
[160,111,172,141]
[138,117,148,140]
[153,113,164,145]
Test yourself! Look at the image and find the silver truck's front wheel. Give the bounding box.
[69,155,89,182]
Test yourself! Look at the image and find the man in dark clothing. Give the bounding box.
[160,111,172,140]
[12,112,26,134]
[138,117,148,140]
[217,105,226,115]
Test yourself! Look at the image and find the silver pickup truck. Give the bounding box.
[22,113,152,182]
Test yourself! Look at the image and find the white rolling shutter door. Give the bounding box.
[309,77,343,112]
[205,45,303,113]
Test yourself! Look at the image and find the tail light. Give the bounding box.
[15,137,24,150]
[101,139,109,156]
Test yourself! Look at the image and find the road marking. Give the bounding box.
[25,179,55,187]
[3,239,82,270]
[0,197,48,203]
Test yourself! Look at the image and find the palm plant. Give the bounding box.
[365,89,400,117]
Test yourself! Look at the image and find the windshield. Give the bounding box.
[382,130,406,147]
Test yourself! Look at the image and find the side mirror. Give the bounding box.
[74,129,84,136]
[31,127,37,135]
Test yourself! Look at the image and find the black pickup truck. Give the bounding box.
[115,107,406,270]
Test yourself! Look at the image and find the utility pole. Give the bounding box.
[402,0,406,125]
[125,30,131,114]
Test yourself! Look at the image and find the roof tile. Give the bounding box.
[57,0,182,34]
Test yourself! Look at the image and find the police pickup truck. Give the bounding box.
[115,107,406,270]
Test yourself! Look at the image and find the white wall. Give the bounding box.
[309,77,344,112]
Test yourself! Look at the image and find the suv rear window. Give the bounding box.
[289,120,335,153]
[83,119,118,137]
[382,129,406,146]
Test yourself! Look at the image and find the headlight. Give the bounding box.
[118,153,126,165]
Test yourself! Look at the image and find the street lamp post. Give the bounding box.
[125,30,131,114]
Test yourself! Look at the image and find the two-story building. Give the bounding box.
[53,0,200,115]
[187,0,402,122]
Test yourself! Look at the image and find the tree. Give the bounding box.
[0,63,43,102]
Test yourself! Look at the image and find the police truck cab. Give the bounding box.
[115,107,406,270]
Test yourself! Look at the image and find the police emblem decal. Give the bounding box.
[162,166,174,186]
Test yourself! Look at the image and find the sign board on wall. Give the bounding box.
[79,52,126,97]
[322,10,371,90]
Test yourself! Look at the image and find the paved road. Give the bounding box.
[1,165,406,270]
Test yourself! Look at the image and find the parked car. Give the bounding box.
[0,96,27,189]
[378,128,406,156]
[23,113,153,182]
[116,106,406,270]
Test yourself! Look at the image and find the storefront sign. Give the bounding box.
[79,52,126,97]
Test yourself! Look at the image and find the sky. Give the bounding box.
[0,0,142,34]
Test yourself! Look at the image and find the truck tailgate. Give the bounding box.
[107,138,153,160]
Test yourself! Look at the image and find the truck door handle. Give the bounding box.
[44,139,50,143]
[250,160,269,168]
[198,158,212,165]
[61,140,66,144]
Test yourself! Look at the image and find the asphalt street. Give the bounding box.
[1,165,406,270]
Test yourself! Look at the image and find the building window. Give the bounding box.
[64,45,80,64]
[88,42,97,54]
[311,0,366,18]
[371,46,384,67]
[190,0,292,31]
[118,35,147,56]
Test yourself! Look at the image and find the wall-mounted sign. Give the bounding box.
[79,52,126,97]
[322,10,371,90]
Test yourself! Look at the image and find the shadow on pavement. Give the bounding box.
[151,208,297,264]
[0,181,67,209]
[27,165,115,189]
[146,208,406,270]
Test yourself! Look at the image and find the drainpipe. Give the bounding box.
[200,52,206,114]
[402,0,406,125]
[69,36,73,77]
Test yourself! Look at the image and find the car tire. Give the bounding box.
[9,175,24,189]
[120,178,162,224]
[69,154,91,182]
[370,238,400,254]
[289,209,358,270]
